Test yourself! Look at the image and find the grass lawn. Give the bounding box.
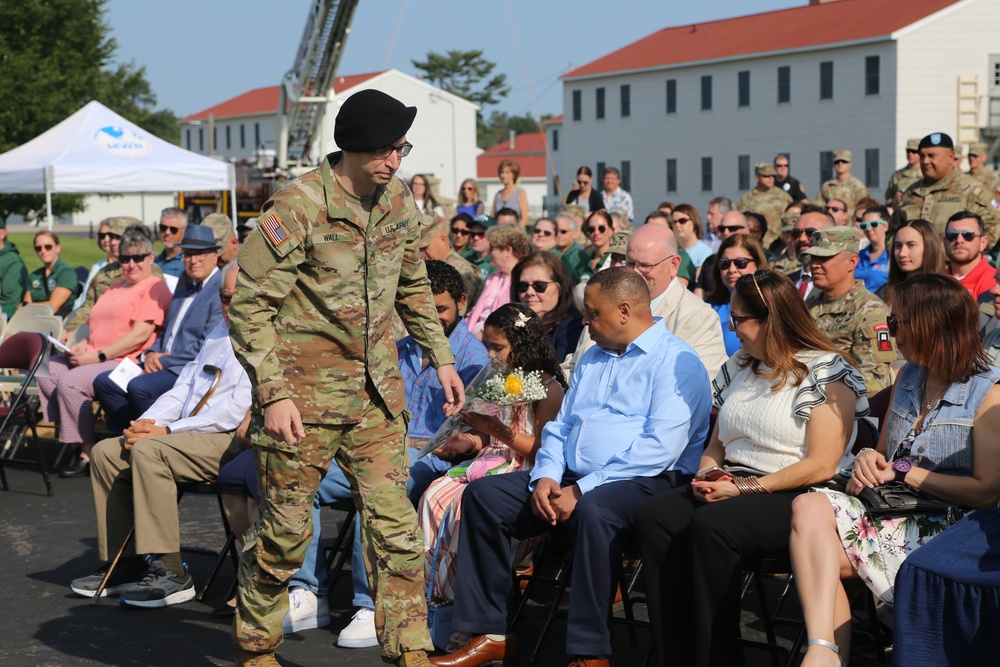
[8,233,120,273]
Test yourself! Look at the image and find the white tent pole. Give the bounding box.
[141,193,146,223]
[45,189,53,230]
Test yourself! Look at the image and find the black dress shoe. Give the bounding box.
[211,602,237,618]
[59,455,90,478]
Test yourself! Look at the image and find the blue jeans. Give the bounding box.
[289,447,452,608]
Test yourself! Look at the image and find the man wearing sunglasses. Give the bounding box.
[785,205,835,299]
[735,163,792,248]
[773,153,807,202]
[552,212,592,284]
[815,150,869,213]
[884,138,922,206]
[154,208,188,279]
[944,211,996,299]
[229,89,464,667]
[803,226,894,396]
[890,132,1000,246]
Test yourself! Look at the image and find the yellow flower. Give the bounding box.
[503,374,523,395]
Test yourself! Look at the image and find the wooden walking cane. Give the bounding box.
[90,364,224,605]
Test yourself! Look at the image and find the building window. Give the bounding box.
[666,159,677,193]
[621,160,631,192]
[701,157,713,192]
[254,123,260,149]
[572,90,582,121]
[596,162,606,184]
[240,124,246,149]
[820,151,834,183]
[225,125,231,150]
[213,126,217,151]
[738,155,750,191]
[552,129,559,151]
[198,128,204,152]
[620,85,631,118]
[865,55,880,96]
[666,79,677,114]
[738,71,750,108]
[777,66,791,103]
[820,61,834,100]
[596,87,605,120]
[865,148,880,188]
[701,75,713,111]
[185,128,191,150]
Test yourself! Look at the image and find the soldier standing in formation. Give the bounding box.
[735,162,792,249]
[815,150,869,213]
[968,142,1000,198]
[229,89,465,667]
[884,138,922,206]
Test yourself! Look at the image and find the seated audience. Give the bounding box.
[671,204,714,278]
[74,218,121,311]
[154,207,188,279]
[93,225,223,435]
[450,213,474,257]
[455,179,485,219]
[39,227,173,478]
[420,218,483,310]
[636,269,867,667]
[511,252,583,363]
[854,205,891,294]
[584,210,613,272]
[789,274,1000,667]
[23,231,80,317]
[201,213,241,267]
[705,234,769,356]
[876,218,945,303]
[529,217,557,253]
[463,215,495,280]
[69,262,251,607]
[643,210,696,287]
[552,213,592,285]
[983,265,1000,365]
[0,217,29,319]
[945,210,996,299]
[465,223,530,337]
[429,268,711,667]
[411,173,446,223]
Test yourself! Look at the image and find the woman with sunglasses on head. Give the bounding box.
[854,205,891,293]
[455,178,484,219]
[636,269,868,667]
[37,225,172,478]
[510,252,583,363]
[790,274,1000,667]
[706,234,769,356]
[584,209,613,272]
[876,218,945,304]
[22,231,80,318]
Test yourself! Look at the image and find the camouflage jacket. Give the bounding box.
[229,152,454,425]
[970,168,1000,199]
[884,166,922,205]
[443,248,484,310]
[806,279,894,396]
[735,186,793,247]
[815,174,869,211]
[770,249,801,276]
[64,261,164,333]
[889,170,1000,246]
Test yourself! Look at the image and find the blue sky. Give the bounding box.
[106,0,802,121]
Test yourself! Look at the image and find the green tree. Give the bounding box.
[0,0,178,223]
[412,49,510,149]
[481,111,553,149]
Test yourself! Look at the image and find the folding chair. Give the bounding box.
[15,303,55,319]
[8,315,62,341]
[0,333,53,496]
[322,499,359,589]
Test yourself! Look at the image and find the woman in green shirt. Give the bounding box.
[23,231,80,317]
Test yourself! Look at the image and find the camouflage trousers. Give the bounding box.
[233,394,432,661]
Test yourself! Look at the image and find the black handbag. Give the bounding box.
[857,481,952,516]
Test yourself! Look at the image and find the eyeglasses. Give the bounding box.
[672,216,693,225]
[372,142,413,159]
[98,232,119,241]
[516,280,555,294]
[886,314,909,337]
[451,227,470,236]
[159,224,183,234]
[470,230,487,239]
[825,205,845,213]
[945,230,982,242]
[585,225,608,235]
[730,313,756,328]
[858,220,887,231]
[118,253,151,265]
[791,227,819,239]
[717,257,754,271]
[623,255,675,272]
[719,225,747,233]
[34,244,54,252]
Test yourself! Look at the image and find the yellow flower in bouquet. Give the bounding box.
[503,373,523,396]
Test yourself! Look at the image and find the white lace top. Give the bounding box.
[712,350,869,474]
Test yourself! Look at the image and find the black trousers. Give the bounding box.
[450,469,684,656]
[635,484,801,667]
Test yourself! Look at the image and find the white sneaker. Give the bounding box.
[282,587,331,634]
[336,607,378,648]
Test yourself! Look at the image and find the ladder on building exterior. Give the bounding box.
[957,76,980,149]
[277,0,360,170]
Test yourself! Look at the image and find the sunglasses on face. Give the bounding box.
[825,205,845,213]
[516,280,555,294]
[585,225,608,235]
[791,227,819,239]
[945,230,982,242]
[34,244,54,252]
[886,314,908,337]
[774,163,789,168]
[98,232,119,241]
[577,179,591,186]
[718,257,753,271]
[557,228,573,235]
[858,220,887,231]
[159,224,183,234]
[119,253,151,265]
[833,160,850,165]
[673,216,692,225]
[719,225,747,233]
[451,227,470,236]
[470,230,487,239]
[533,229,554,237]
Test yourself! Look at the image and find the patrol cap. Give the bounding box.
[418,216,444,248]
[969,143,989,157]
[469,214,495,230]
[954,144,965,158]
[334,89,417,153]
[833,150,852,162]
[804,226,862,257]
[918,132,954,150]
[201,213,235,245]
[905,138,920,151]
[561,204,585,219]
[755,162,776,177]
[780,209,800,232]
[609,230,632,255]
[106,216,141,235]
[177,224,221,251]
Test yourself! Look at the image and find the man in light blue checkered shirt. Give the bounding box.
[436,267,711,667]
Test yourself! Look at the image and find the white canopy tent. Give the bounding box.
[0,100,235,228]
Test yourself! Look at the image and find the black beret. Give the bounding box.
[918,132,954,150]
[334,89,417,152]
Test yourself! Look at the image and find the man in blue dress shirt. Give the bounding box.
[429,267,712,667]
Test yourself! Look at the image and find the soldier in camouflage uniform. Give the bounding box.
[968,143,1000,198]
[228,90,465,667]
[889,133,1000,246]
[63,218,164,339]
[803,226,894,396]
[815,150,869,212]
[884,139,922,206]
[770,208,803,275]
[735,163,793,248]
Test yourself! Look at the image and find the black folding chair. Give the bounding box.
[0,333,52,496]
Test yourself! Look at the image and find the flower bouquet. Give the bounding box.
[418,355,548,459]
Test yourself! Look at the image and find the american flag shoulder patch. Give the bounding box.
[261,213,289,246]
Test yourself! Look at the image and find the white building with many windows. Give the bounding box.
[547,0,1000,218]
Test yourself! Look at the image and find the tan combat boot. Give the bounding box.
[396,649,434,667]
[233,647,281,666]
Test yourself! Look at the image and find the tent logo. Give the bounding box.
[93,125,152,157]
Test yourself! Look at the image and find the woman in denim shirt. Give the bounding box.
[789,274,1000,667]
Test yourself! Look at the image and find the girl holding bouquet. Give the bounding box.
[419,303,567,604]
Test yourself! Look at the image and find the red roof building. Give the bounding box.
[477,132,548,180]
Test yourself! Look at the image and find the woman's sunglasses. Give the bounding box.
[717,257,753,271]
